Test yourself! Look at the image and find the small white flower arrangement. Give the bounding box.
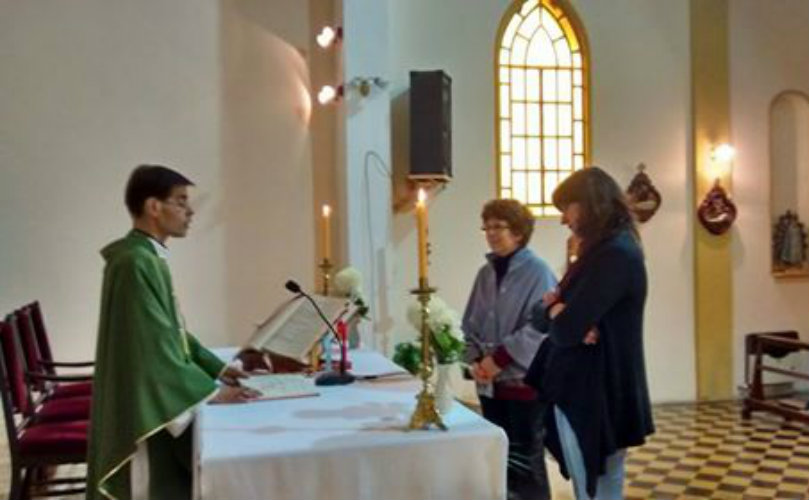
[332,266,369,318]
[395,296,465,373]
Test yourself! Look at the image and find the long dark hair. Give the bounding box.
[553,166,640,259]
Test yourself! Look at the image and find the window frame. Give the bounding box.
[494,0,591,217]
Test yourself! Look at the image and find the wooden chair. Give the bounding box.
[0,319,87,500]
[742,331,809,424]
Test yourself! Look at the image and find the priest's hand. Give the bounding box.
[210,385,261,404]
[220,365,250,387]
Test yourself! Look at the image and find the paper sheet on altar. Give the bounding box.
[240,373,320,400]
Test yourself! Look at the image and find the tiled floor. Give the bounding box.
[623,401,809,500]
[2,400,808,499]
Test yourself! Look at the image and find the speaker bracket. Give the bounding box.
[392,177,448,213]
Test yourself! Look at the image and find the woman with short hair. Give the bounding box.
[462,198,557,500]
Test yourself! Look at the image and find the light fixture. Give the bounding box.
[698,144,737,235]
[317,84,344,105]
[316,26,342,49]
[316,78,388,106]
[711,143,736,163]
[347,76,388,97]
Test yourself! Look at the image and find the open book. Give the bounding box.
[244,294,356,364]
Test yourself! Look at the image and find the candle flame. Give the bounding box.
[417,188,427,205]
[322,204,331,217]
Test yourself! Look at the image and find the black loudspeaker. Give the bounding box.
[409,70,452,180]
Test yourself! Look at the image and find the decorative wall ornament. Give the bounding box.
[626,163,662,223]
[697,179,737,235]
[772,210,809,277]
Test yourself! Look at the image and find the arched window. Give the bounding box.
[495,0,590,216]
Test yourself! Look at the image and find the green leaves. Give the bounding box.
[392,342,422,375]
[393,324,465,373]
[431,324,465,364]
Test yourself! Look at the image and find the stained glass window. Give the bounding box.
[496,0,589,216]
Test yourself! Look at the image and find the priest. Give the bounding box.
[87,165,258,500]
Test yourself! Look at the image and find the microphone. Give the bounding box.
[284,280,302,294]
[284,280,355,386]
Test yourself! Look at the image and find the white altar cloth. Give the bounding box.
[197,348,507,500]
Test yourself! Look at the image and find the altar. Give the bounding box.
[196,349,508,500]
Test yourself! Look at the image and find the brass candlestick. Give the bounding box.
[408,278,447,431]
[319,258,333,296]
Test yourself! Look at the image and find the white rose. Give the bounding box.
[428,306,459,335]
[333,267,363,297]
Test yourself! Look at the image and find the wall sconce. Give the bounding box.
[697,144,737,235]
[316,78,388,106]
[347,76,388,97]
[316,26,342,49]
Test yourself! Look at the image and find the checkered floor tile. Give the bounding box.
[625,400,809,500]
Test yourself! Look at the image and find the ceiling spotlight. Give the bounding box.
[316,26,342,49]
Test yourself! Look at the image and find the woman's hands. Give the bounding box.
[471,356,502,384]
[544,288,599,345]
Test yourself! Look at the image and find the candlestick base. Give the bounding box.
[408,384,447,431]
[407,281,447,431]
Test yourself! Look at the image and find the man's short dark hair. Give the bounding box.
[125,164,194,217]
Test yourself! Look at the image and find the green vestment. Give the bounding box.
[86,230,225,500]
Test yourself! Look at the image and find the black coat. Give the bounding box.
[526,230,654,497]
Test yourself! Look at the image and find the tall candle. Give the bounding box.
[322,204,332,262]
[416,189,429,282]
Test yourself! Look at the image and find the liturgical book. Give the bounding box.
[245,294,355,364]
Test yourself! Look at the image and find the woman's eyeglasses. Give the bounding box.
[480,223,510,233]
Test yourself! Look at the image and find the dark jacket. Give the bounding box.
[525,230,654,497]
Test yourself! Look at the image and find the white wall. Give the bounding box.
[387,0,695,402]
[342,0,396,350]
[730,0,809,389]
[0,0,315,359]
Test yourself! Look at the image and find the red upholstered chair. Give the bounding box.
[17,302,93,399]
[6,311,91,424]
[0,319,87,500]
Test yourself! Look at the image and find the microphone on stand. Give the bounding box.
[284,280,355,386]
